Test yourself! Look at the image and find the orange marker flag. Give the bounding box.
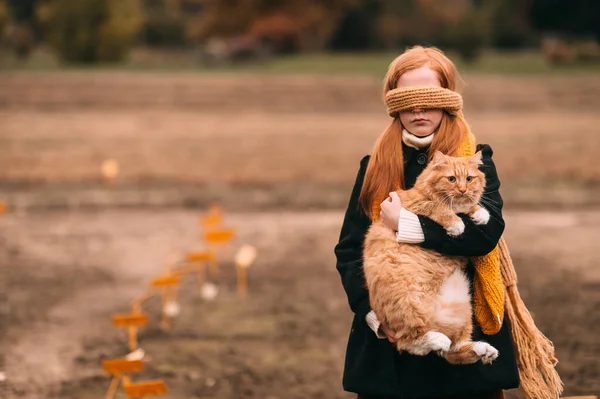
[204,228,235,243]
[112,313,149,351]
[151,275,180,287]
[199,203,223,227]
[122,378,168,398]
[101,358,144,399]
[102,359,144,375]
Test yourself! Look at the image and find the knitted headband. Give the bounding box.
[384,86,463,117]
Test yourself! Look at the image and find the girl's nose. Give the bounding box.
[412,108,424,113]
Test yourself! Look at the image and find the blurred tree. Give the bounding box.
[375,0,472,49]
[44,0,143,63]
[376,1,417,49]
[530,0,600,41]
[178,0,206,14]
[248,12,302,53]
[445,7,489,62]
[328,0,381,51]
[187,0,356,54]
[7,0,37,22]
[141,0,188,47]
[143,12,187,47]
[489,0,535,49]
[5,0,40,58]
[0,1,10,36]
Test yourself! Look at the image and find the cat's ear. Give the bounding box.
[431,151,447,167]
[469,151,483,166]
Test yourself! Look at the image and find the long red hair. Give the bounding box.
[359,46,469,219]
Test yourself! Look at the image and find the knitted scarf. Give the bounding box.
[372,86,563,399]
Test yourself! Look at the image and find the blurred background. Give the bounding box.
[0,0,599,398]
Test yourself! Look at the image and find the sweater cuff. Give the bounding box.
[396,208,425,243]
[365,310,387,339]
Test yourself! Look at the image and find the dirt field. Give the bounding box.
[1,72,599,398]
[1,73,599,211]
[1,209,600,399]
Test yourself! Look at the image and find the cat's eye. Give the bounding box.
[447,176,456,183]
[466,176,473,182]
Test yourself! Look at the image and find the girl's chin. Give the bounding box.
[409,127,435,137]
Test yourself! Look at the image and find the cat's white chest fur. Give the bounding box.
[435,268,471,327]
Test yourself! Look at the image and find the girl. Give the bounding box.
[334,46,558,399]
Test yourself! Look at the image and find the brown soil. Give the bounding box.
[1,72,599,399]
[1,209,599,399]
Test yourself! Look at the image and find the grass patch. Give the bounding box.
[2,47,600,76]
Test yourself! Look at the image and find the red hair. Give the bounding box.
[359,46,469,219]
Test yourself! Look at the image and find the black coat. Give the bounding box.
[334,143,520,398]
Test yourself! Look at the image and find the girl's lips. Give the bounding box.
[413,119,428,124]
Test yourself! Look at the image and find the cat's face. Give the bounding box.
[422,151,486,210]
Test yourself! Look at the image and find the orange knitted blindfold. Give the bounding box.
[385,86,463,117]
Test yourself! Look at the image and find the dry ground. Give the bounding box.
[1,209,599,399]
[1,72,599,399]
[1,73,599,211]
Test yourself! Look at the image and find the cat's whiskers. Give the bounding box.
[438,193,453,209]
[479,197,502,214]
[479,195,501,208]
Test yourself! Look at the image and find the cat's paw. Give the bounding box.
[471,208,490,225]
[446,220,465,237]
[473,341,499,364]
[424,331,452,353]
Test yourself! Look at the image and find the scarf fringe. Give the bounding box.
[498,238,564,399]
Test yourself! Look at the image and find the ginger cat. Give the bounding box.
[363,150,499,364]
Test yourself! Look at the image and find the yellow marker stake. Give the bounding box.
[112,313,149,351]
[184,251,215,287]
[151,275,180,331]
[235,244,258,297]
[101,358,144,399]
[200,213,221,227]
[132,289,155,313]
[105,375,121,399]
[171,263,206,287]
[161,287,170,331]
[204,228,236,279]
[199,203,223,228]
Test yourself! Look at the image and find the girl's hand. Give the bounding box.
[380,192,402,231]
[379,320,397,343]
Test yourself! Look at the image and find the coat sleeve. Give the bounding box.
[334,155,373,320]
[418,144,505,257]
